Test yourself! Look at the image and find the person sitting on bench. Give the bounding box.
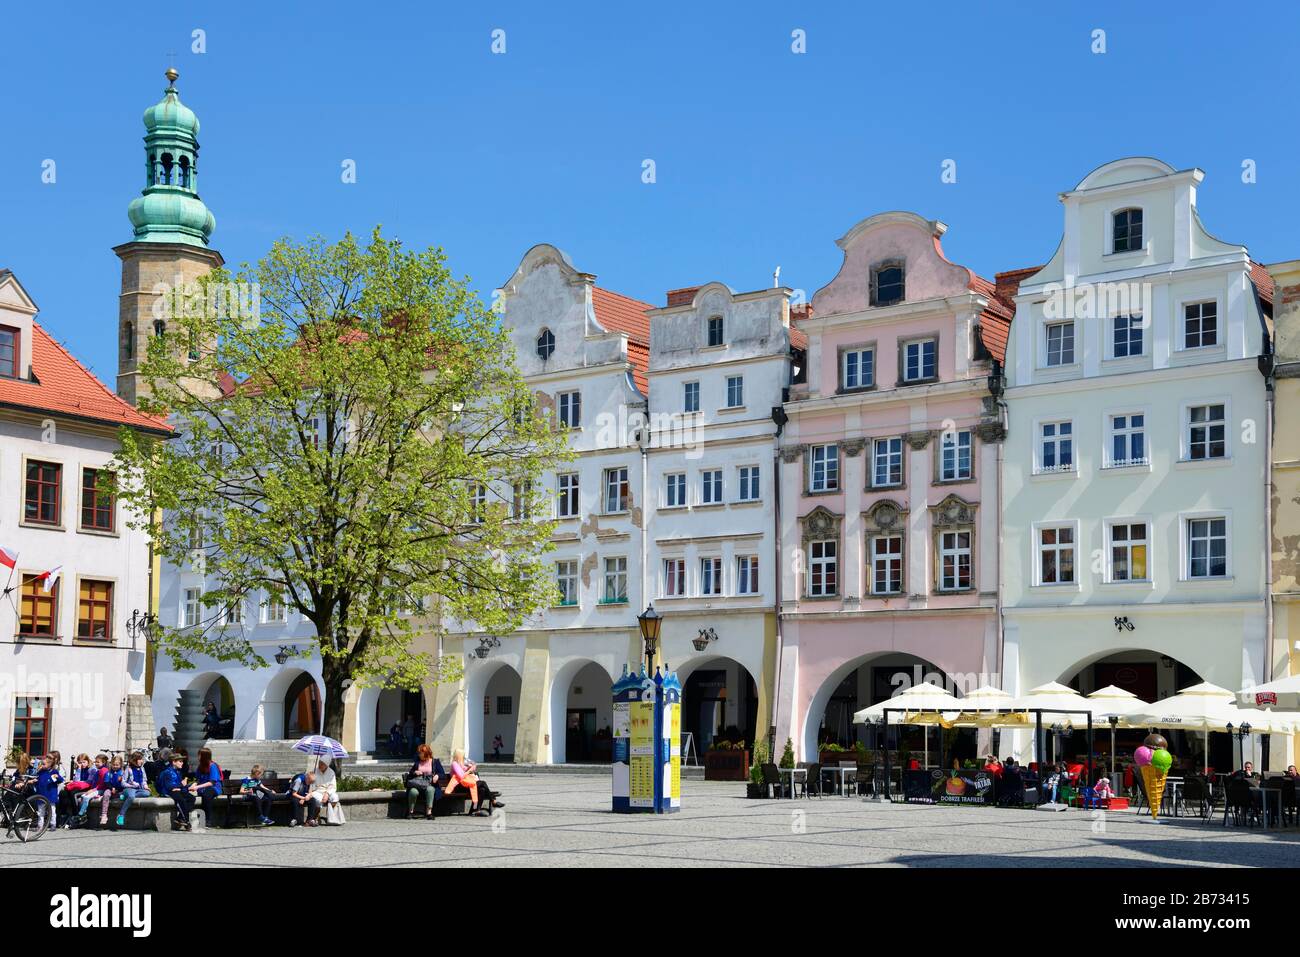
[404,745,443,820]
[289,770,319,827]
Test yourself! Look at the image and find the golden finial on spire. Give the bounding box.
[165,67,179,85]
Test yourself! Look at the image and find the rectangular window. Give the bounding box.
[872,437,903,488]
[808,540,837,597]
[603,557,628,603]
[0,326,19,378]
[738,465,760,501]
[80,468,116,531]
[1187,517,1227,579]
[1109,522,1148,582]
[939,531,972,591]
[470,484,487,524]
[1038,527,1075,585]
[1046,322,1075,366]
[809,444,839,492]
[663,558,686,597]
[1184,301,1218,349]
[940,430,972,481]
[511,480,532,520]
[870,535,903,595]
[707,315,724,347]
[182,587,201,628]
[841,347,875,390]
[1039,421,1074,473]
[1113,208,1143,253]
[1108,413,1146,467]
[19,575,58,637]
[902,339,937,382]
[12,697,50,756]
[736,556,759,595]
[261,592,286,623]
[558,390,581,429]
[556,473,579,518]
[1113,315,1143,358]
[683,381,700,413]
[1188,404,1226,461]
[604,467,629,513]
[77,579,113,639]
[223,595,244,625]
[555,560,578,606]
[496,696,513,716]
[24,460,61,526]
[725,375,744,408]
[665,472,687,508]
[701,469,723,505]
[700,557,723,596]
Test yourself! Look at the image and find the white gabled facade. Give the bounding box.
[1001,158,1272,766]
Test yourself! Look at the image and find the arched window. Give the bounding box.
[122,322,134,360]
[536,328,555,360]
[1112,207,1143,253]
[153,319,166,338]
[870,260,905,307]
[159,153,174,185]
[177,155,191,188]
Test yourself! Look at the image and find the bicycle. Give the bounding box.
[0,781,51,843]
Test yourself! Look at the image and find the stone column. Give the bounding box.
[513,635,552,763]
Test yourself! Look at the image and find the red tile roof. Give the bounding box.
[592,286,652,394]
[788,303,811,351]
[0,323,171,434]
[1251,260,1275,311]
[969,271,1022,366]
[666,287,700,307]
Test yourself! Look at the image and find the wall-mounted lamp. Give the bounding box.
[692,627,718,652]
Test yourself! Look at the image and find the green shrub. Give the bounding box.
[338,774,403,792]
[779,738,795,770]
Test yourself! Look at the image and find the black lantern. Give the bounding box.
[274,645,298,665]
[473,635,501,660]
[126,609,159,648]
[692,627,718,652]
[637,603,662,669]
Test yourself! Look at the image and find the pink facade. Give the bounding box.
[774,212,1011,758]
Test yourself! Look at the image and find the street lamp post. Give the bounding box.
[637,603,661,673]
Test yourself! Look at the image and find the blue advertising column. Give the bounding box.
[611,664,681,814]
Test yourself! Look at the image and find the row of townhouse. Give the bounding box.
[145,149,1290,770]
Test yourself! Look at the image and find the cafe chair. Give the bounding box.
[761,762,785,799]
[1182,775,1211,821]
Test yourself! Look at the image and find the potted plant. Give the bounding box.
[746,741,768,798]
[705,738,751,781]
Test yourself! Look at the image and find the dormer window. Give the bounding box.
[1112,208,1143,253]
[706,315,724,347]
[0,326,20,379]
[870,261,905,307]
[536,328,555,361]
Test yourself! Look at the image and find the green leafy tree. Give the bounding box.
[114,228,570,739]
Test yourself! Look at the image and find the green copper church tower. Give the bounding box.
[115,68,223,404]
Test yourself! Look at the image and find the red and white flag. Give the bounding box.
[0,547,16,570]
[36,565,62,593]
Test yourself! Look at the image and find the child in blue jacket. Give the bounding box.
[34,754,62,830]
[157,753,195,830]
[115,752,151,828]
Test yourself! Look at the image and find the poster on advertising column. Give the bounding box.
[630,699,655,808]
[665,700,681,807]
[611,698,630,806]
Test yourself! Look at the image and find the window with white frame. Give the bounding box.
[558,390,581,429]
[182,587,201,627]
[1108,413,1146,467]
[469,483,487,523]
[1037,526,1075,585]
[1046,321,1075,366]
[223,593,244,625]
[872,437,903,488]
[939,430,972,481]
[1109,522,1148,582]
[700,556,723,596]
[871,262,905,307]
[1183,301,1218,349]
[701,469,723,505]
[707,315,724,347]
[1186,517,1227,579]
[808,540,838,596]
[902,338,937,382]
[556,472,579,518]
[1112,315,1143,358]
[603,557,628,603]
[1112,207,1143,253]
[841,347,875,390]
[870,535,903,595]
[1038,421,1073,473]
[725,375,744,408]
[736,556,759,595]
[738,465,760,501]
[665,472,687,508]
[809,444,839,492]
[604,467,629,513]
[663,558,686,597]
[555,560,578,606]
[511,480,532,520]
[261,592,286,623]
[683,381,700,413]
[1187,404,1226,461]
[938,530,972,591]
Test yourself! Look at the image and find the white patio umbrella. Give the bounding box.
[1085,685,1149,776]
[1123,682,1296,774]
[945,685,1029,730]
[854,683,963,769]
[1236,673,1300,711]
[1009,682,1092,764]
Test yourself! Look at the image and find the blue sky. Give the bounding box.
[1,1,1295,383]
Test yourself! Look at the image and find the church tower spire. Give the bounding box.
[115,68,223,404]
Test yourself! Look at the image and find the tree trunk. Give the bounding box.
[320,658,348,743]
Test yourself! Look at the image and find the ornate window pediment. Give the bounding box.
[800,505,842,544]
[865,499,908,535]
[930,493,976,529]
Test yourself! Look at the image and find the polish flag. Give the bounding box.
[36,566,62,593]
[0,547,16,570]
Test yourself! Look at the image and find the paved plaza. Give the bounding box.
[2,774,1296,868]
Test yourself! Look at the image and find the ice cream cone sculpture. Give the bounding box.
[1134,735,1174,820]
[1139,764,1167,820]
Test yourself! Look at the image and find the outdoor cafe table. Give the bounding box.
[823,764,856,796]
[778,766,806,799]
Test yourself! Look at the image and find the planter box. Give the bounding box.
[704,749,750,781]
[745,782,767,799]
